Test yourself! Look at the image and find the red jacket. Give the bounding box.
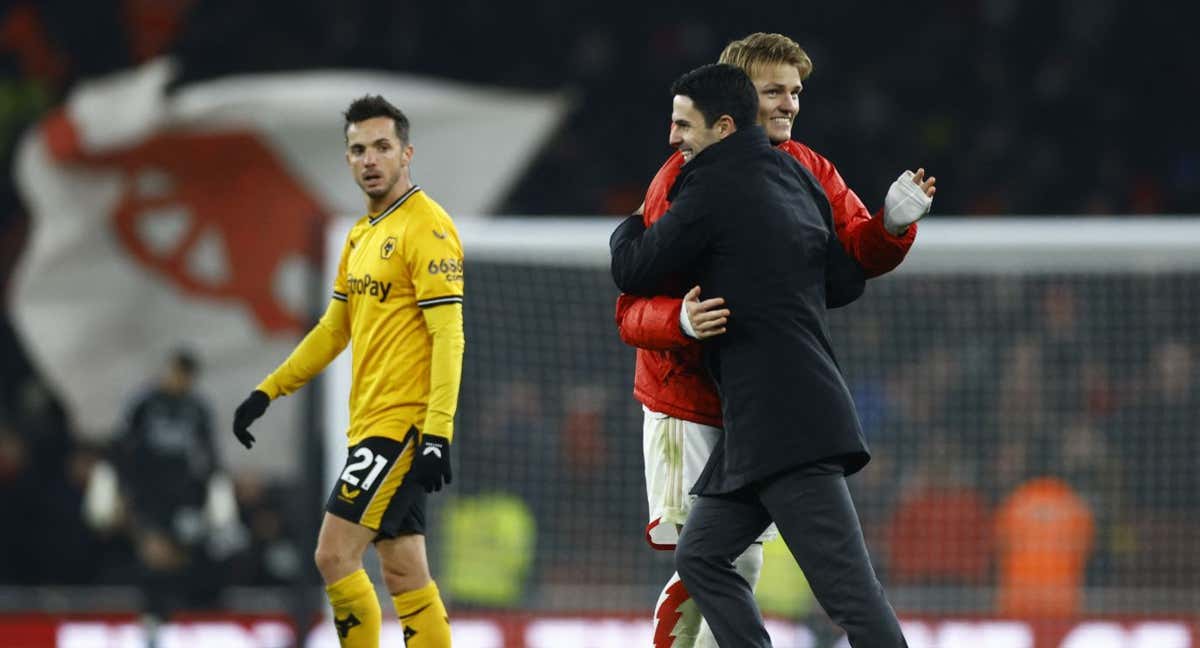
[615,140,916,427]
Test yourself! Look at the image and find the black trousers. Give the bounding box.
[675,462,907,648]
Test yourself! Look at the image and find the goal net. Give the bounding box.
[323,216,1200,618]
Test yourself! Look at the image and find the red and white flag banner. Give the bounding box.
[11,58,565,473]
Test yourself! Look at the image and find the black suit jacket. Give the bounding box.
[610,126,869,495]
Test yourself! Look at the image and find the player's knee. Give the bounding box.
[378,541,431,593]
[381,562,431,594]
[674,539,707,582]
[313,543,355,580]
[733,543,764,588]
[381,560,430,594]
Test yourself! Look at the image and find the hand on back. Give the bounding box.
[683,285,730,340]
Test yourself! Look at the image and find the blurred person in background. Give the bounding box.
[231,95,465,648]
[1128,340,1197,512]
[109,348,241,646]
[465,380,562,591]
[0,421,39,583]
[0,374,94,585]
[885,428,991,588]
[613,32,934,647]
[995,476,1095,616]
[1111,339,1200,585]
[228,474,305,587]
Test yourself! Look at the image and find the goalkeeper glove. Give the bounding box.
[232,390,270,449]
[410,434,452,492]
[883,169,933,235]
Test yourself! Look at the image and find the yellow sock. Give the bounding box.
[325,569,382,648]
[392,580,452,647]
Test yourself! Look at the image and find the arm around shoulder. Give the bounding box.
[610,180,712,295]
[609,214,653,294]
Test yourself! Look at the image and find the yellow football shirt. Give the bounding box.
[258,185,465,445]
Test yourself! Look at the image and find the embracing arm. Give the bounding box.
[611,169,701,349]
[610,179,712,295]
[825,226,867,309]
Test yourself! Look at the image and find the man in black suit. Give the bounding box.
[610,63,906,647]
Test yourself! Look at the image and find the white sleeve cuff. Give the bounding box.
[679,301,699,339]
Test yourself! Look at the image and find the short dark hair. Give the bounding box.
[669,63,758,129]
[343,95,410,143]
[170,347,199,377]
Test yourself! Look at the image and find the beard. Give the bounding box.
[361,175,396,199]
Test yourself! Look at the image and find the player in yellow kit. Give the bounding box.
[231,95,464,648]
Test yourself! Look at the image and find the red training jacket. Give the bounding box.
[615,141,916,427]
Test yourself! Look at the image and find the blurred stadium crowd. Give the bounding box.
[0,0,1197,625]
[3,263,1197,617]
[455,266,1200,613]
[0,334,306,594]
[0,1,1195,219]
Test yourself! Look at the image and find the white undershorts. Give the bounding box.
[642,405,778,549]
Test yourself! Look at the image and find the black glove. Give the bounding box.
[409,434,452,492]
[232,390,270,449]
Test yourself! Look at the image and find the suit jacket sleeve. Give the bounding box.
[610,176,712,296]
[825,228,866,308]
[815,181,866,308]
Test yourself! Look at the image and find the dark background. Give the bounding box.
[1,0,1197,222]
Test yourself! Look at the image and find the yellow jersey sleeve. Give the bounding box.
[331,224,354,304]
[406,212,464,308]
[256,228,355,399]
[256,299,350,398]
[421,303,464,442]
[405,210,465,441]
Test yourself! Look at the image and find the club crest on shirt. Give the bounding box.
[381,236,397,259]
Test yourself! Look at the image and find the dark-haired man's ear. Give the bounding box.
[716,115,737,139]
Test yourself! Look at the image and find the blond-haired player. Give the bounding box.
[232,95,464,648]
